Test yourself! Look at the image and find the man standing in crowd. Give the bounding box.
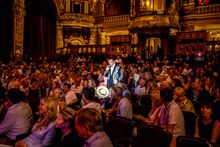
[103,56,123,109]
[104,56,123,89]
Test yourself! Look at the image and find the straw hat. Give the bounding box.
[96,86,109,99]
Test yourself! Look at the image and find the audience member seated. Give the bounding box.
[134,77,147,104]
[15,97,57,147]
[157,88,185,146]
[190,77,210,113]
[49,81,61,97]
[75,108,113,147]
[134,89,162,124]
[71,77,84,94]
[63,83,78,106]
[173,87,195,113]
[53,107,82,147]
[106,86,133,119]
[194,99,220,144]
[0,88,33,145]
[82,87,103,113]
[28,78,40,115]
[50,88,65,104]
[0,81,7,123]
[212,83,220,144]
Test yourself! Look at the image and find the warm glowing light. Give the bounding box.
[146,0,150,6]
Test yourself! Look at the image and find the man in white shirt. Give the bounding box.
[134,77,147,96]
[0,88,33,145]
[63,83,78,105]
[134,77,147,105]
[157,88,185,138]
[113,86,133,119]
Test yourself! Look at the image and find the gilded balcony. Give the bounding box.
[195,4,220,14]
[103,15,130,24]
[128,14,179,31]
[58,13,95,26]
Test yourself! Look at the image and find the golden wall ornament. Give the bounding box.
[56,23,64,49]
[89,28,97,45]
[128,15,171,30]
[13,0,25,61]
[59,13,95,23]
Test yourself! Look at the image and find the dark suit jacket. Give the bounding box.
[104,64,123,88]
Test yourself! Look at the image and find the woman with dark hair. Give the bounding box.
[194,99,217,141]
[211,101,220,145]
[196,88,220,144]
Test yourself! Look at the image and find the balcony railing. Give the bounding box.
[59,13,95,23]
[103,15,130,23]
[195,4,220,14]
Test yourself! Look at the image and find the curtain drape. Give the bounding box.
[24,15,56,61]
[0,0,13,63]
[24,0,57,61]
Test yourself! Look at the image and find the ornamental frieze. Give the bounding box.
[59,21,95,28]
[128,15,179,30]
[59,14,95,24]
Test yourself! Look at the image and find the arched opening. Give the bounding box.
[24,0,57,61]
[0,0,13,63]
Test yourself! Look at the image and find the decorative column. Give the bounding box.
[106,33,110,45]
[65,0,71,12]
[13,0,25,61]
[131,33,138,44]
[99,0,105,16]
[84,0,89,14]
[56,23,64,49]
[89,28,97,45]
[100,32,106,45]
[130,0,136,17]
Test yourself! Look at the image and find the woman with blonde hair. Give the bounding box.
[134,88,162,124]
[16,97,57,147]
[173,87,195,113]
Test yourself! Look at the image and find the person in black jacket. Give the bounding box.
[54,106,82,147]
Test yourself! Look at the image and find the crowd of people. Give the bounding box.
[0,53,219,146]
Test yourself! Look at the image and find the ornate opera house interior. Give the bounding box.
[0,0,220,62]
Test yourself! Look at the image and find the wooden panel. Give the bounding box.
[176,31,208,40]
[110,35,131,43]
